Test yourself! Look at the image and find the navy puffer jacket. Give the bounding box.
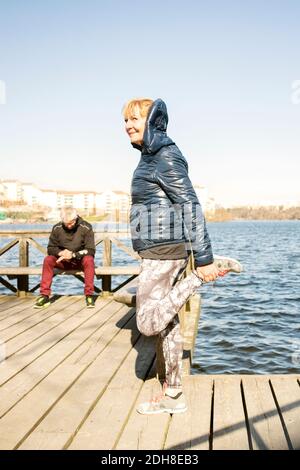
[130,99,214,268]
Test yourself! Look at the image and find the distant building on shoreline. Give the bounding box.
[0,179,131,221]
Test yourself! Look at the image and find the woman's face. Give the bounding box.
[124,106,147,146]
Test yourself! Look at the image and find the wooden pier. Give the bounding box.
[0,230,299,450]
[0,294,299,450]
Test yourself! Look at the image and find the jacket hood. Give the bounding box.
[132,99,174,155]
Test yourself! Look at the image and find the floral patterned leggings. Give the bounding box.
[136,258,202,389]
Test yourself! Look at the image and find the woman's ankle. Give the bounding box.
[165,386,183,397]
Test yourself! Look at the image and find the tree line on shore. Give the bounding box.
[1,205,300,223]
[206,206,300,222]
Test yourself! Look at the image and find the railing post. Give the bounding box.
[185,253,194,312]
[18,237,29,297]
[156,337,166,383]
[102,237,112,296]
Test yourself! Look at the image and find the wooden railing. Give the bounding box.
[0,230,194,300]
[0,230,140,296]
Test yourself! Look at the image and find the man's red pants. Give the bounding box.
[40,255,95,296]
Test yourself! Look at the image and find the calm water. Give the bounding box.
[193,220,300,375]
[0,220,299,374]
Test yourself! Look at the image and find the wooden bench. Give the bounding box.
[113,277,137,307]
[0,265,140,297]
[0,266,140,276]
[0,231,141,296]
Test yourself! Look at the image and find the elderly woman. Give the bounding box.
[123,98,241,415]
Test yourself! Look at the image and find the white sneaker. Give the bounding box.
[213,255,243,273]
[137,391,187,415]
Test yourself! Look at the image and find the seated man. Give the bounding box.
[34,206,96,309]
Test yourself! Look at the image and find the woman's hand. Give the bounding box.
[196,263,221,282]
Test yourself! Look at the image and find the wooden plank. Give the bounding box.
[102,238,112,295]
[0,238,19,257]
[0,298,62,335]
[0,296,18,304]
[0,266,140,275]
[0,298,30,316]
[96,266,141,275]
[12,312,141,450]
[26,237,47,255]
[0,268,42,275]
[0,231,53,236]
[1,297,78,347]
[68,335,156,450]
[181,293,201,376]
[0,302,132,426]
[113,277,137,306]
[183,294,201,357]
[270,376,300,450]
[0,301,43,326]
[213,376,249,450]
[110,237,140,261]
[165,375,213,450]
[0,299,126,419]
[0,276,17,293]
[61,305,134,366]
[242,376,289,450]
[0,297,112,385]
[0,298,15,308]
[116,374,170,450]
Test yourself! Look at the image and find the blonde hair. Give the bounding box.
[123,98,154,119]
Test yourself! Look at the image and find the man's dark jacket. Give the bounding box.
[130,98,214,268]
[47,216,95,258]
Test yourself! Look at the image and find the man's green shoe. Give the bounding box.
[34,295,50,309]
[86,296,95,308]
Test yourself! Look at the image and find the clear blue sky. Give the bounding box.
[0,0,299,206]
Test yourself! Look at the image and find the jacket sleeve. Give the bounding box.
[47,228,61,257]
[76,226,95,257]
[154,152,214,268]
